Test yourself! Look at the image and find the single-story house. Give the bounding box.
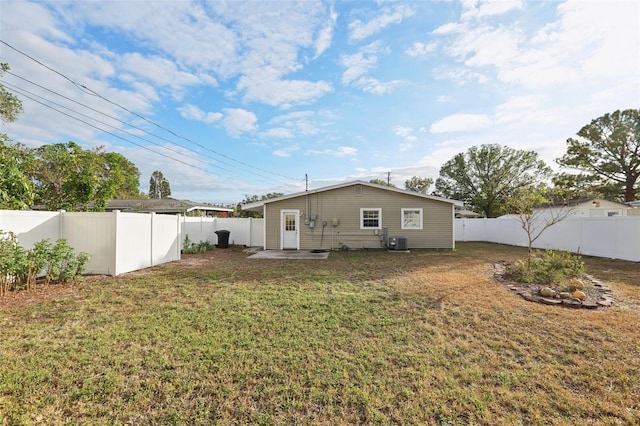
[536,198,633,217]
[242,180,463,251]
[104,198,234,217]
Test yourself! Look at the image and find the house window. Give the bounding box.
[401,208,423,230]
[360,208,382,229]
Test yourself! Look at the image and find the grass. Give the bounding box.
[1,242,639,425]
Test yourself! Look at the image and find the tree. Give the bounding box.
[508,185,573,255]
[31,142,137,211]
[404,176,433,194]
[103,152,142,199]
[0,63,31,209]
[0,136,34,209]
[0,63,23,123]
[149,170,171,199]
[435,144,551,218]
[369,179,396,187]
[557,109,640,202]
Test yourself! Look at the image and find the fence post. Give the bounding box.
[177,214,182,260]
[150,212,155,267]
[58,209,65,241]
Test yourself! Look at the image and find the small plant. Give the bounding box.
[182,234,214,254]
[0,233,89,294]
[505,249,585,287]
[45,239,91,284]
[0,231,24,295]
[23,239,52,290]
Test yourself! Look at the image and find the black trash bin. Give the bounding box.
[215,230,230,248]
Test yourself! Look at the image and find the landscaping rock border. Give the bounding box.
[493,262,614,309]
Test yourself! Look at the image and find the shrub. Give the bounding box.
[24,239,52,290]
[182,234,215,254]
[45,239,91,284]
[505,250,585,287]
[1,232,90,294]
[0,231,25,295]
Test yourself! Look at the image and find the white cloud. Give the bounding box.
[267,111,323,137]
[354,77,403,95]
[119,53,217,89]
[460,0,524,21]
[394,125,418,152]
[314,5,337,58]
[432,0,639,93]
[262,128,294,139]
[340,42,400,94]
[349,5,415,41]
[273,144,300,158]
[405,41,438,58]
[341,42,381,84]
[307,146,358,157]
[237,71,333,109]
[221,108,258,137]
[430,113,492,134]
[177,104,223,124]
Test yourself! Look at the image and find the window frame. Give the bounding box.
[401,208,423,230]
[360,208,382,229]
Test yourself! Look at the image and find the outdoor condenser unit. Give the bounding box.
[388,237,408,251]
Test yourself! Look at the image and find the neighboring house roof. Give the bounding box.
[105,198,233,215]
[541,197,628,209]
[242,180,463,211]
[455,209,482,218]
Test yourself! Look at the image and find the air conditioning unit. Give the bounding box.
[388,236,408,251]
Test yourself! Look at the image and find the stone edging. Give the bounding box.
[493,263,615,309]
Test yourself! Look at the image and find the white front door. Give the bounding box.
[281,210,299,250]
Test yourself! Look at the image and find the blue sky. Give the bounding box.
[1,0,638,205]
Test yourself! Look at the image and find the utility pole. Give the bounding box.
[387,171,391,185]
[305,174,308,191]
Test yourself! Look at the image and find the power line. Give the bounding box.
[3,78,287,181]
[5,85,218,175]
[1,39,299,181]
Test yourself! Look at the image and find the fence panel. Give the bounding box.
[181,217,216,246]
[213,217,264,247]
[63,212,116,275]
[152,213,181,266]
[455,216,640,261]
[0,210,61,249]
[115,212,152,275]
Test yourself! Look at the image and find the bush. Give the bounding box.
[505,250,585,287]
[45,239,91,284]
[0,230,90,295]
[182,234,214,254]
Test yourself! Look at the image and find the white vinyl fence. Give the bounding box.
[455,216,640,262]
[181,216,264,248]
[0,210,264,276]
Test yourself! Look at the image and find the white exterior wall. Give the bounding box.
[455,216,640,261]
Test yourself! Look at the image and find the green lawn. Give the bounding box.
[1,242,639,425]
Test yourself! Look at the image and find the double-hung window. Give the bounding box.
[360,208,382,229]
[401,208,423,230]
